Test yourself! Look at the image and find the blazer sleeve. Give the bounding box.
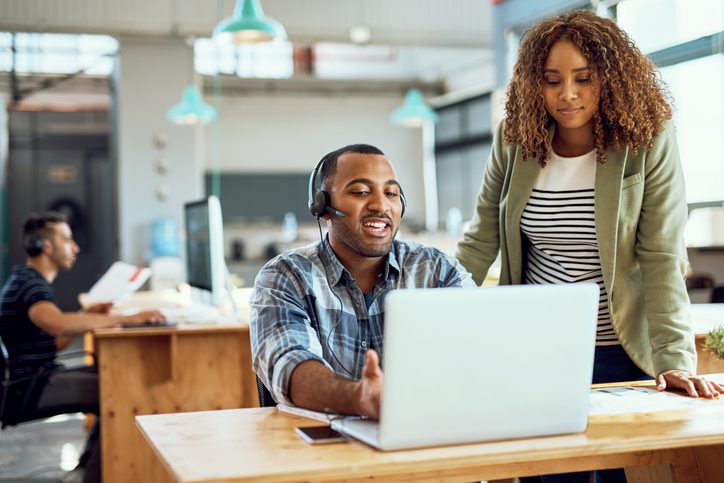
[455,120,507,286]
[636,121,697,375]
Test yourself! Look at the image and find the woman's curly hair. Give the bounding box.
[504,9,672,166]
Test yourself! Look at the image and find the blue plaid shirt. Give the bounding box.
[250,237,475,405]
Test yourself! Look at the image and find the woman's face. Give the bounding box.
[542,40,601,132]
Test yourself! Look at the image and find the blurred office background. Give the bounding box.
[0,0,722,308]
[0,0,722,479]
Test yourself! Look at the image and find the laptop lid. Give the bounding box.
[368,283,598,450]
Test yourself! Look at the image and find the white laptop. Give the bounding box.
[331,283,599,451]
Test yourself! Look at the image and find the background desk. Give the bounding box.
[137,375,724,483]
[94,323,257,483]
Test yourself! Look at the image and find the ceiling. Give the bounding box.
[0,0,495,105]
[0,0,493,49]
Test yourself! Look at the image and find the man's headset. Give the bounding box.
[23,219,47,257]
[307,154,407,219]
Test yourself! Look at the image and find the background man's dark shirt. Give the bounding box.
[0,266,58,382]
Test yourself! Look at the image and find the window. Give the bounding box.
[617,0,723,205]
[0,32,117,75]
[434,93,494,225]
[194,37,293,79]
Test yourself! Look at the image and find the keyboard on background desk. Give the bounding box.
[119,321,178,329]
[160,306,222,323]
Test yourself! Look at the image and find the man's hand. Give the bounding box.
[354,349,383,419]
[656,370,723,398]
[121,310,166,326]
[83,302,114,314]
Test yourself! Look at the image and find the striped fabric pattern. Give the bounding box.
[0,266,58,379]
[521,188,618,346]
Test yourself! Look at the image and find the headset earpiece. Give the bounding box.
[309,155,347,218]
[308,151,407,219]
[24,232,46,257]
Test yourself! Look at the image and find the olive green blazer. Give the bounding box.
[456,120,696,377]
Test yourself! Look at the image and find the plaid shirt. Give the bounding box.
[250,237,475,405]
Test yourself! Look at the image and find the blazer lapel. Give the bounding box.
[506,150,542,283]
[595,147,626,292]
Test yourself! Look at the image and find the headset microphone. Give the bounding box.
[324,206,346,218]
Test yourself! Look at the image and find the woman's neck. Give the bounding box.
[553,124,595,157]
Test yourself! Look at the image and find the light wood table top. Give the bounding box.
[137,374,724,483]
[93,320,248,338]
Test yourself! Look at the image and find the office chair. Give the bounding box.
[256,376,277,408]
[0,334,93,429]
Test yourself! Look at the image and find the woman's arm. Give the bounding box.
[456,121,508,285]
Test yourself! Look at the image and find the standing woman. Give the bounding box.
[457,10,722,404]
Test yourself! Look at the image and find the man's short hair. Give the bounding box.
[23,211,67,256]
[319,144,385,191]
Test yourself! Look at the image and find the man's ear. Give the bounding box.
[41,238,52,255]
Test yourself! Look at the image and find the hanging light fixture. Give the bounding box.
[213,0,287,44]
[167,37,217,126]
[167,85,217,125]
[390,88,439,127]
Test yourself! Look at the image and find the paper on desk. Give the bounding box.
[277,404,343,423]
[85,261,151,303]
[589,386,724,416]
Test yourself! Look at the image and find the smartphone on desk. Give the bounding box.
[119,321,178,329]
[295,425,348,444]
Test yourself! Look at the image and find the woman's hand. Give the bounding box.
[656,370,723,398]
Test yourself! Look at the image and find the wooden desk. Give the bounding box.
[137,375,724,483]
[95,322,257,483]
[691,303,724,374]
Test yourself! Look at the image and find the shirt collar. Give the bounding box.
[318,236,401,286]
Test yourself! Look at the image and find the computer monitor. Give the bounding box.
[183,196,226,307]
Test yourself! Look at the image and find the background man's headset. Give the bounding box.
[307,153,407,219]
[23,218,47,257]
[306,151,407,376]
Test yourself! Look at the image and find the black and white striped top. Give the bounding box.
[521,149,618,346]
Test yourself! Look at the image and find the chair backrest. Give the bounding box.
[256,376,277,408]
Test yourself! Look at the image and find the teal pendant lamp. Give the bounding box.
[390,89,439,127]
[167,85,217,125]
[213,0,287,44]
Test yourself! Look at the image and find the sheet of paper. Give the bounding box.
[589,386,724,416]
[85,261,151,303]
[277,404,343,423]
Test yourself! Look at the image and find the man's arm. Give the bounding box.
[289,349,383,419]
[28,301,165,337]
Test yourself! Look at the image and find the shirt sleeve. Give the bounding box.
[249,261,332,405]
[635,121,696,375]
[439,252,477,288]
[19,277,54,311]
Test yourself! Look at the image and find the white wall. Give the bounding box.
[205,94,426,224]
[116,37,204,264]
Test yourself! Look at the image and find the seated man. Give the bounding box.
[0,212,165,483]
[251,144,474,419]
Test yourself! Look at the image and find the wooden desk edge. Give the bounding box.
[93,322,248,338]
[136,375,724,483]
[135,416,181,483]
